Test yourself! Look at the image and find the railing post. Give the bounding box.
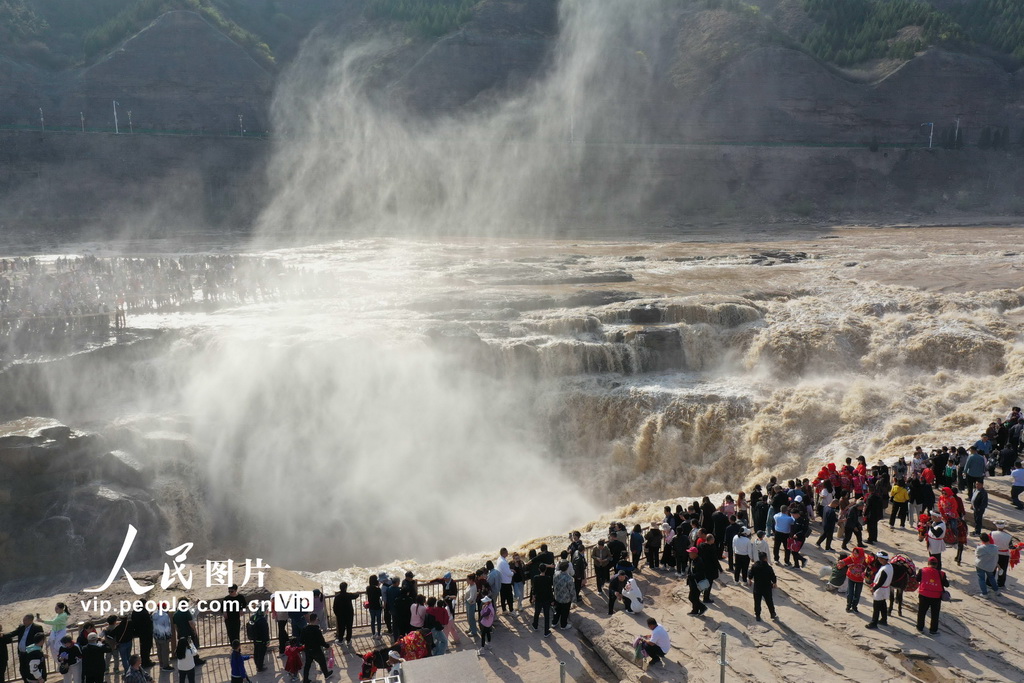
[719,632,727,683]
[559,661,566,683]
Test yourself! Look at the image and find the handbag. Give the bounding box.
[941,590,951,602]
[697,578,711,593]
[787,537,804,553]
[327,648,336,670]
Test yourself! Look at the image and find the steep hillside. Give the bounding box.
[0,11,272,134]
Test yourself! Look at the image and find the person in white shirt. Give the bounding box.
[497,548,515,613]
[926,522,947,570]
[751,530,771,565]
[1010,461,1024,510]
[991,520,1015,588]
[640,617,670,666]
[866,552,894,629]
[732,528,753,583]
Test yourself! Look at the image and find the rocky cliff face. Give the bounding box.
[3,2,1024,229]
[0,417,196,585]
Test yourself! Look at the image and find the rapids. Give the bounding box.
[8,226,1024,574]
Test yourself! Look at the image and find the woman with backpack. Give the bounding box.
[174,636,199,683]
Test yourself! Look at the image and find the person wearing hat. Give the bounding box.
[865,552,894,629]
[478,596,496,653]
[751,530,770,565]
[837,547,868,613]
[684,547,708,616]
[81,631,110,683]
[817,498,840,550]
[440,571,460,617]
[926,521,947,570]
[915,556,949,634]
[991,521,1015,588]
[387,650,405,676]
[732,528,753,583]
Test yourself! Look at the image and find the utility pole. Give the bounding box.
[921,122,934,149]
[80,112,85,132]
[954,115,961,149]
[113,101,119,134]
[128,110,133,134]
[238,114,244,137]
[39,108,43,131]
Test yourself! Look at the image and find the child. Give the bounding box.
[230,640,250,683]
[26,633,47,682]
[478,596,495,654]
[431,622,448,657]
[284,637,305,681]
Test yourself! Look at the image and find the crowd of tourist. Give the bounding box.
[0,255,317,356]
[3,410,1023,682]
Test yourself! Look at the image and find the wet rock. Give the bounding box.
[621,256,646,262]
[843,261,858,267]
[558,290,640,308]
[0,417,198,583]
[97,450,150,489]
[629,306,663,324]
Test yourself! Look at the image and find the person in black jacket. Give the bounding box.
[81,632,110,683]
[24,633,46,682]
[105,614,135,672]
[699,498,716,532]
[221,585,246,646]
[0,622,11,681]
[299,613,332,682]
[816,499,839,550]
[748,552,778,621]
[6,615,44,683]
[332,582,359,645]
[842,501,864,550]
[247,609,271,672]
[865,487,885,544]
[685,547,707,616]
[711,510,729,556]
[752,500,771,533]
[971,481,989,535]
[698,538,721,604]
[130,604,155,668]
[531,565,554,635]
[724,516,743,572]
[789,508,810,569]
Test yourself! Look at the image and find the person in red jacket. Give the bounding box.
[837,547,868,613]
[915,556,949,634]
